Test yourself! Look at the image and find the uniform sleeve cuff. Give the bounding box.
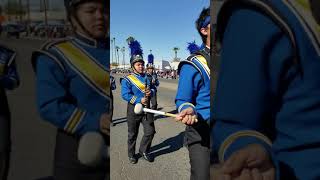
[178,102,196,113]
[221,134,278,178]
[135,97,142,105]
[130,96,138,104]
[218,130,273,162]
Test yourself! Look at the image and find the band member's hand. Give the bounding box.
[145,88,151,97]
[211,164,232,180]
[212,164,266,180]
[141,97,147,105]
[221,144,275,180]
[99,113,111,136]
[175,107,197,125]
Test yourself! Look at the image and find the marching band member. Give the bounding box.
[121,40,156,164]
[32,0,110,179]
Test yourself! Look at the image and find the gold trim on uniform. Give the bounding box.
[0,64,5,75]
[64,108,85,133]
[71,111,86,134]
[218,130,272,162]
[283,0,320,55]
[192,55,210,79]
[55,42,110,97]
[130,96,137,104]
[127,74,146,93]
[178,102,196,113]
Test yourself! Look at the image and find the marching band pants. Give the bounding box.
[185,120,210,180]
[127,103,155,157]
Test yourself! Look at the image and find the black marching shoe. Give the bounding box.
[129,156,137,164]
[140,152,154,162]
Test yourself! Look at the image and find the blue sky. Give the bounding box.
[110,0,209,64]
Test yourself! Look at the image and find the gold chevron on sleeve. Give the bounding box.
[64,108,85,133]
[130,96,137,104]
[56,42,110,97]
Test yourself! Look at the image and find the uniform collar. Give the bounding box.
[202,45,210,56]
[73,32,108,49]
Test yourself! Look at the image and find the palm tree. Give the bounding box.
[112,37,116,64]
[173,47,180,60]
[110,39,114,64]
[115,46,120,67]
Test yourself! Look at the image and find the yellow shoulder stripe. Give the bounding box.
[127,74,145,93]
[56,42,110,97]
[195,55,210,76]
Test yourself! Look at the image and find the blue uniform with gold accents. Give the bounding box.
[32,33,110,135]
[32,33,109,179]
[176,47,210,121]
[176,46,210,180]
[121,72,155,105]
[213,0,320,179]
[121,72,156,157]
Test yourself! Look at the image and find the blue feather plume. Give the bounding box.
[187,41,200,54]
[129,40,143,57]
[148,54,154,64]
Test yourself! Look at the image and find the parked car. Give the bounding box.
[2,22,26,38]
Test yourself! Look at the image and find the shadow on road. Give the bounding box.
[149,131,185,159]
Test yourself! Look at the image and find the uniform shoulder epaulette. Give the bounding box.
[31,38,71,73]
[39,37,70,51]
[120,74,129,84]
[177,54,203,76]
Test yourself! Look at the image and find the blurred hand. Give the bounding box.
[175,107,197,125]
[211,163,232,180]
[145,88,151,97]
[212,164,266,180]
[141,97,147,105]
[221,144,275,180]
[100,113,111,136]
